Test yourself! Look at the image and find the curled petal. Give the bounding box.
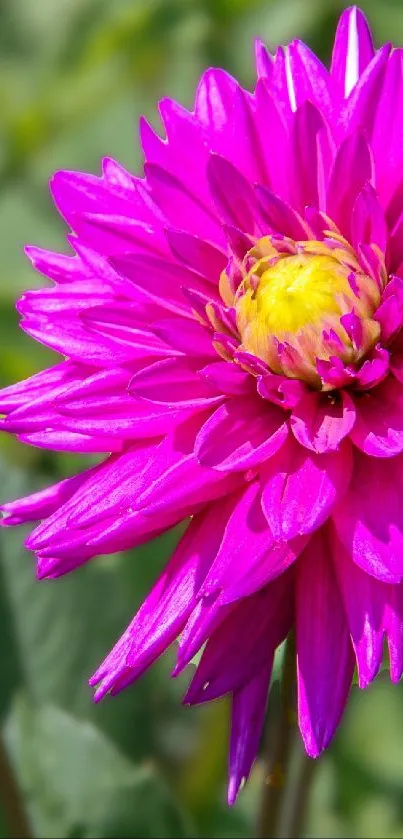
[257,373,306,409]
[261,435,352,540]
[356,346,389,390]
[200,361,252,396]
[290,390,356,453]
[351,376,403,457]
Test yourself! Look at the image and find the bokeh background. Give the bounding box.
[1,1,403,837]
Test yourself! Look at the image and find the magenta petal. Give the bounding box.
[72,212,169,257]
[228,662,272,806]
[374,277,403,341]
[207,154,259,233]
[333,451,403,583]
[285,40,335,119]
[1,468,95,526]
[374,295,403,343]
[25,444,154,549]
[257,373,306,409]
[255,39,273,78]
[110,252,214,316]
[18,429,123,453]
[200,361,252,396]
[165,228,226,279]
[385,584,403,683]
[0,363,76,413]
[355,346,389,390]
[153,317,216,359]
[372,50,403,206]
[261,436,352,540]
[340,312,363,350]
[331,6,375,97]
[63,444,157,529]
[316,356,356,389]
[199,481,273,598]
[255,185,309,240]
[195,397,288,471]
[133,413,243,516]
[195,70,264,184]
[174,594,232,675]
[339,44,390,137]
[222,536,306,604]
[296,529,354,757]
[224,225,254,262]
[331,528,386,688]
[145,162,224,245]
[90,504,231,698]
[25,245,83,284]
[128,357,223,406]
[291,390,356,453]
[185,569,294,705]
[351,377,403,457]
[352,183,388,252]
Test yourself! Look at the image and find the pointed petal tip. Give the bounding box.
[357,673,374,690]
[36,565,51,581]
[355,646,383,690]
[92,685,109,703]
[332,5,375,97]
[227,775,245,807]
[336,5,373,40]
[389,666,402,685]
[302,739,323,759]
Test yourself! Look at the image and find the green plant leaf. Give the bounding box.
[5,696,192,838]
[0,461,180,761]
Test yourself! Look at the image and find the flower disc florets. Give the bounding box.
[229,234,384,388]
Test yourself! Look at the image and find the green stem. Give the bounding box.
[0,730,32,838]
[257,633,297,839]
[281,744,317,839]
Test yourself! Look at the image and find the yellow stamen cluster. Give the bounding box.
[229,236,382,386]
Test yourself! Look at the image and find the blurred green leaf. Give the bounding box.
[0,462,180,761]
[5,696,192,838]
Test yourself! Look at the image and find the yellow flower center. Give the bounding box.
[236,253,351,340]
[229,236,383,386]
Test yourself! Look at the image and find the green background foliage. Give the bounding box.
[1,1,403,836]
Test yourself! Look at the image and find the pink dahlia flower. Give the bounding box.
[2,4,403,803]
